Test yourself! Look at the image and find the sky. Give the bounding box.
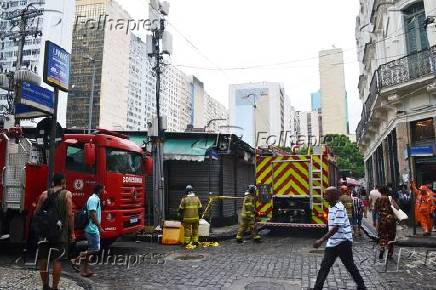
[120,0,362,132]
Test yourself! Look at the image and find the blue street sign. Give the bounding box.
[15,81,54,119]
[410,145,434,157]
[43,41,70,92]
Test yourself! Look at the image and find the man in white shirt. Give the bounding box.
[312,187,366,290]
[369,186,381,227]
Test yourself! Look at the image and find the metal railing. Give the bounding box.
[379,48,433,88]
[357,45,436,143]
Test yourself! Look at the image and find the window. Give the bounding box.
[411,118,435,143]
[106,148,143,175]
[403,2,429,54]
[66,144,95,173]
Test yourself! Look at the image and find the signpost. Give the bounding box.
[43,41,70,92]
[15,81,54,118]
[43,41,70,187]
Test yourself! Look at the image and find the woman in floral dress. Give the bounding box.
[375,186,398,259]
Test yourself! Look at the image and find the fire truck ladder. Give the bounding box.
[2,137,32,212]
[310,156,323,212]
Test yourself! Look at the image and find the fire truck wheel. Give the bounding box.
[101,237,118,249]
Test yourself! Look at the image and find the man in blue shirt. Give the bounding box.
[73,184,104,277]
[312,187,366,290]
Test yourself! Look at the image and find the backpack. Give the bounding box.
[31,189,65,242]
[74,195,100,230]
[74,206,89,231]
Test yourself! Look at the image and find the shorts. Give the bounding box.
[37,241,67,261]
[85,231,100,252]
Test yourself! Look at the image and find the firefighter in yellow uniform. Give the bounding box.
[179,185,203,246]
[236,185,261,243]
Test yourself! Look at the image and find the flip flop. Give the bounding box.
[70,259,80,272]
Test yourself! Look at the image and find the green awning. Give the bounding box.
[164,138,216,162]
[128,135,147,147]
[126,134,216,162]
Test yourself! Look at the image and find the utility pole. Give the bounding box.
[0,4,43,122]
[147,1,171,227]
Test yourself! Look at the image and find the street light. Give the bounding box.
[83,55,96,133]
[205,118,227,132]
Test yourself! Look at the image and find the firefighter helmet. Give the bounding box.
[248,185,257,194]
[186,185,193,193]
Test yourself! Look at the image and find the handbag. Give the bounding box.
[389,196,408,221]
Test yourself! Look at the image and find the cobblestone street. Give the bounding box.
[1,229,436,290]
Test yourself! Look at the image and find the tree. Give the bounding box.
[322,134,364,179]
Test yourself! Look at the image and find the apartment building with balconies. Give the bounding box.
[356,0,436,189]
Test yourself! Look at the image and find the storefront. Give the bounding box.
[410,117,436,189]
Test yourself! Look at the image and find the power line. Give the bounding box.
[172,20,429,72]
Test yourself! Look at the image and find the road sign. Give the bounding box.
[410,146,433,157]
[43,41,70,92]
[15,81,54,119]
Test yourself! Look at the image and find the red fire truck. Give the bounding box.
[256,146,338,228]
[0,128,151,244]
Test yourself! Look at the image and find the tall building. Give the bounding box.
[204,93,228,132]
[191,76,205,129]
[356,0,436,189]
[229,82,286,147]
[161,65,193,132]
[0,0,74,126]
[295,111,321,145]
[319,48,349,135]
[311,90,321,112]
[127,35,155,131]
[67,0,131,130]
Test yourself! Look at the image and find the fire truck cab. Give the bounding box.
[0,128,150,243]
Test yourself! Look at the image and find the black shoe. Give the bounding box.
[236,239,243,243]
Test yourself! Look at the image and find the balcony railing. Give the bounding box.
[379,48,434,88]
[357,45,436,143]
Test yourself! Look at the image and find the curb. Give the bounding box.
[362,219,436,248]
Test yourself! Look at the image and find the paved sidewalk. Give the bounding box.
[362,212,436,247]
[0,266,85,290]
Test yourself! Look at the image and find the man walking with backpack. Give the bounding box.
[73,184,104,277]
[34,173,74,290]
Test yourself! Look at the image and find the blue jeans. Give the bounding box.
[85,231,100,252]
[352,215,363,227]
[372,211,379,225]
